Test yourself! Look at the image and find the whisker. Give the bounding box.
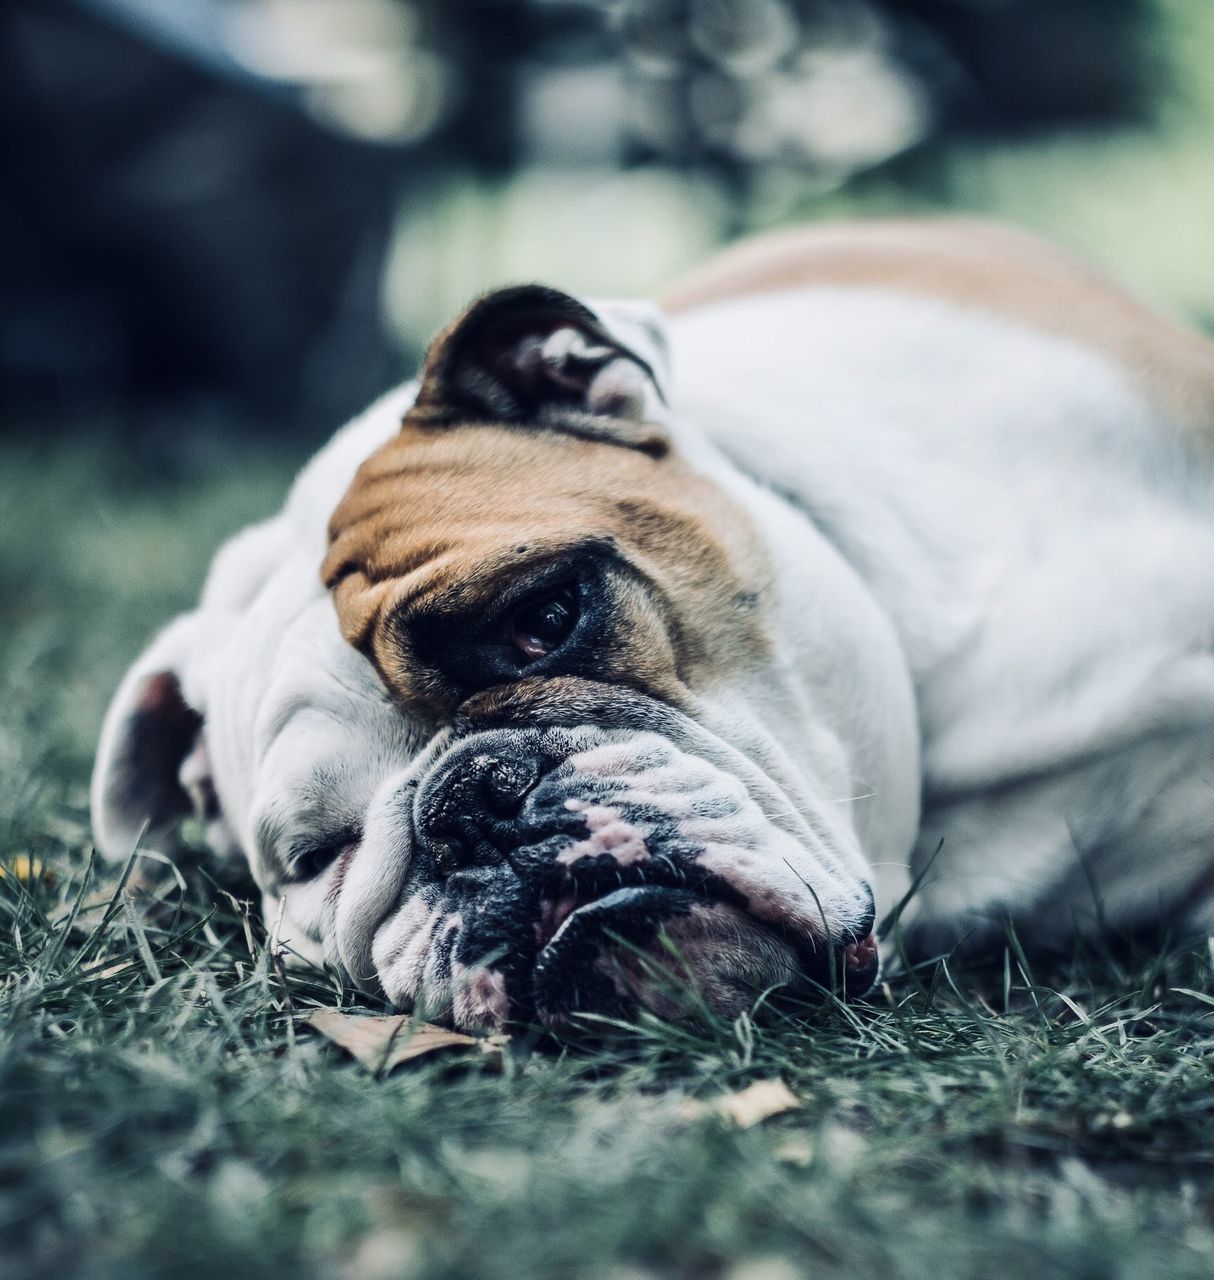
[763,791,877,823]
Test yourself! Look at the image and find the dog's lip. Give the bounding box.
[534,858,736,953]
[536,888,584,951]
[536,880,710,954]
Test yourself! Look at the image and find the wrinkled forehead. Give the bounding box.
[326,422,764,626]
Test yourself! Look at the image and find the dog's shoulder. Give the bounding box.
[660,218,1214,443]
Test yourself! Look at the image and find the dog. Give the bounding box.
[92,219,1214,1031]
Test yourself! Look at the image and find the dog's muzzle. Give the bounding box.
[342,724,879,1031]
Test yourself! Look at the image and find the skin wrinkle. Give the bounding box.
[324,420,772,718]
[466,681,821,860]
[375,894,438,971]
[332,713,867,1027]
[378,902,443,1006]
[335,752,433,991]
[430,721,860,1018]
[597,701,860,885]
[564,732,861,935]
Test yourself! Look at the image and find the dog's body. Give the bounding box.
[93,221,1214,1030]
[662,221,1214,952]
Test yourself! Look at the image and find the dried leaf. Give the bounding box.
[683,1078,802,1129]
[80,959,136,982]
[304,1010,507,1074]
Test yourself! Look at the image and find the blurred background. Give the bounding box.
[3,0,1213,452]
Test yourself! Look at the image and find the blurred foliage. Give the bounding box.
[386,0,1214,345]
[1,0,1211,440]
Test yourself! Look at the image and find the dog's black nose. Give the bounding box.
[417,738,545,876]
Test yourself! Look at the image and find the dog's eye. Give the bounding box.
[285,833,359,884]
[509,586,578,662]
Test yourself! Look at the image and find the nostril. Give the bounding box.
[418,745,547,876]
[480,753,542,819]
[429,834,466,878]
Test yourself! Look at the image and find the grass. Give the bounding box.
[4,431,1214,1280]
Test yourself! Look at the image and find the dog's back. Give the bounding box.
[662,218,1214,442]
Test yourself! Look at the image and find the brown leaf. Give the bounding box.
[682,1078,802,1129]
[80,958,136,982]
[304,1010,507,1074]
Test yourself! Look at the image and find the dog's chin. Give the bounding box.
[531,885,804,1029]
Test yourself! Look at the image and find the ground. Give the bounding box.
[3,430,1214,1280]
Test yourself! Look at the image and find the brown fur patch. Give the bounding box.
[324,420,770,719]
[660,218,1214,440]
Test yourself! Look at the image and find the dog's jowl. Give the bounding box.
[93,220,1214,1031]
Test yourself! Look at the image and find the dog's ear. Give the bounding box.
[405,286,672,454]
[91,613,233,864]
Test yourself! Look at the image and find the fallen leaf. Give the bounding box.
[724,1258,802,1280]
[304,1010,507,1074]
[80,958,136,982]
[682,1078,802,1129]
[337,1227,424,1280]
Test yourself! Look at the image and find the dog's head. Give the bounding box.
[309,286,920,1027]
[92,290,919,1032]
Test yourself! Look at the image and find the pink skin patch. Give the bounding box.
[843,931,879,972]
[451,963,510,1031]
[557,798,650,867]
[533,798,652,950]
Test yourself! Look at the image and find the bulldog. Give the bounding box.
[92,219,1214,1031]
